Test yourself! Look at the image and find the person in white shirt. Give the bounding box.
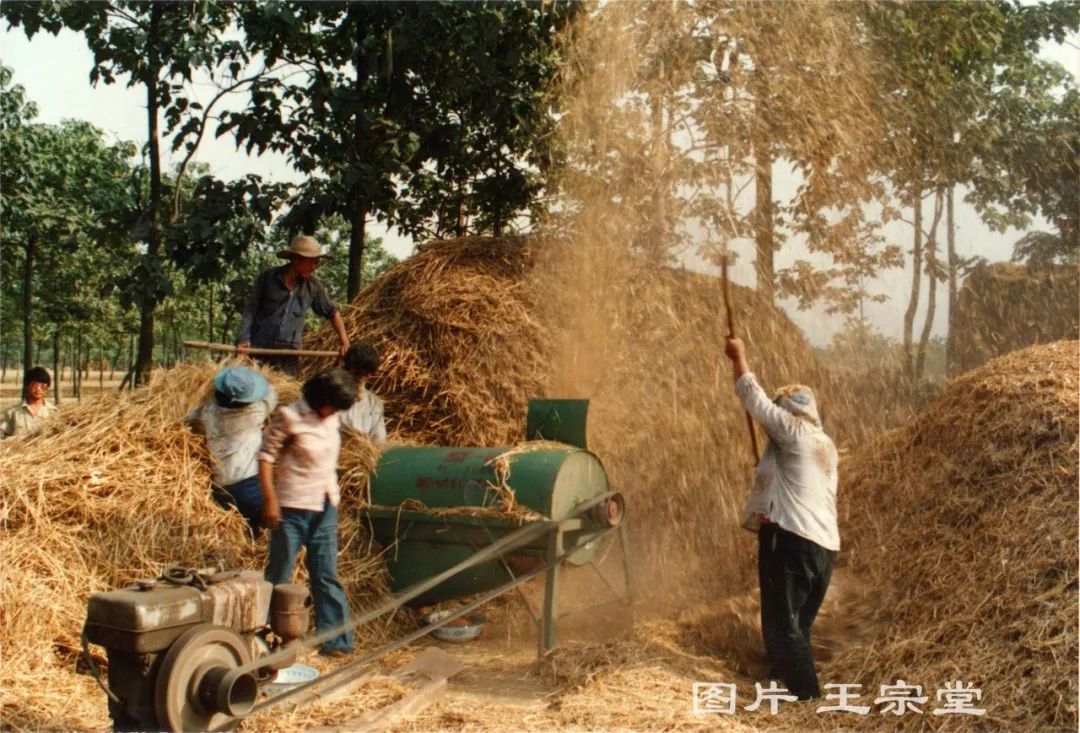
[339,342,387,447]
[725,336,839,701]
[186,366,277,537]
[259,368,357,657]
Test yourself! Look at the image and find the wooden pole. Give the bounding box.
[722,255,760,463]
[182,341,339,358]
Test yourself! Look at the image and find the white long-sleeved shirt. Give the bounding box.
[338,388,387,446]
[186,388,277,486]
[258,397,341,511]
[735,373,840,552]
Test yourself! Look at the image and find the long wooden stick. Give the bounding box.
[182,340,339,358]
[721,255,761,464]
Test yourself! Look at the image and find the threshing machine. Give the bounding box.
[82,399,630,731]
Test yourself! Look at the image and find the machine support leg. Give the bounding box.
[540,530,561,656]
[619,522,633,602]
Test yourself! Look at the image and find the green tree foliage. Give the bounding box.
[223,1,577,300]
[849,1,1078,380]
[3,0,246,384]
[1011,230,1078,268]
[0,66,137,372]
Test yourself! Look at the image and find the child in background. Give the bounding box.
[339,342,387,447]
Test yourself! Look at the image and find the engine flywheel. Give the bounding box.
[153,624,254,732]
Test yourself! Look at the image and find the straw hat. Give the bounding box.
[277,235,329,260]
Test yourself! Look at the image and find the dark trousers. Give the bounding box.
[211,475,264,538]
[254,353,300,377]
[758,523,835,699]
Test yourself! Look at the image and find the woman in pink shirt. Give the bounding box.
[259,368,357,656]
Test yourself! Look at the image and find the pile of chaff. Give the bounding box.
[825,339,1079,732]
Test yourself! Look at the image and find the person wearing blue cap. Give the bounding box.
[725,336,839,702]
[186,366,278,537]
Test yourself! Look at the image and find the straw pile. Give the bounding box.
[950,261,1079,375]
[0,361,390,730]
[824,340,1079,731]
[305,236,550,448]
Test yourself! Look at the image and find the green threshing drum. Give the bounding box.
[365,400,624,612]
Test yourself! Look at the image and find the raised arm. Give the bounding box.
[725,337,800,446]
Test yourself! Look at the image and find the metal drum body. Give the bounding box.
[367,445,609,605]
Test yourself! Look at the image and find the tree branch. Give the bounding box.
[170,67,271,219]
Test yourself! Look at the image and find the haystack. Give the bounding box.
[305,236,550,448]
[827,340,1079,731]
[0,362,388,730]
[411,341,1075,732]
[950,261,1079,375]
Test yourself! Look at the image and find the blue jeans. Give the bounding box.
[265,499,353,654]
[212,475,264,538]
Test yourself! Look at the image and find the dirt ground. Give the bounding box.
[274,568,863,733]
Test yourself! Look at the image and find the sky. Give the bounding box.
[2,23,1076,347]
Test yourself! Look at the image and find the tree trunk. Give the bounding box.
[752,65,774,301]
[52,330,61,405]
[135,2,164,387]
[347,19,370,303]
[915,188,946,382]
[754,152,774,300]
[945,185,958,376]
[22,235,35,372]
[647,75,668,263]
[74,332,81,399]
[492,159,505,237]
[348,200,368,302]
[222,312,234,345]
[127,333,135,389]
[902,187,923,378]
[456,178,466,238]
[208,282,215,342]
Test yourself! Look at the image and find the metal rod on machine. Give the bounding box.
[235,516,560,679]
[243,524,618,720]
[248,490,619,678]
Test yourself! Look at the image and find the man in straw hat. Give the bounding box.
[724,336,839,701]
[237,234,350,375]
